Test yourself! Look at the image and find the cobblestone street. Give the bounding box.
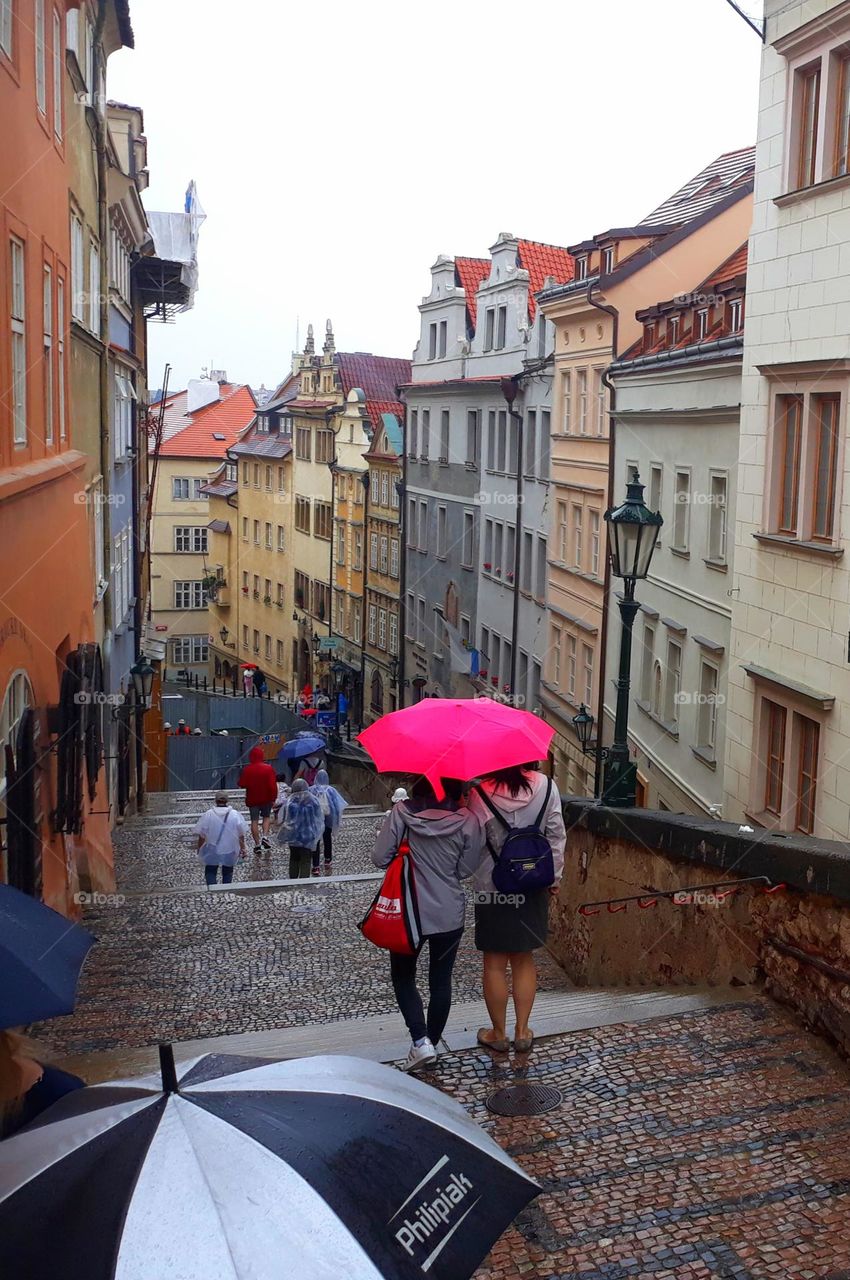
[37,793,850,1278]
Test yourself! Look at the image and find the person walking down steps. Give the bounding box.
[193,791,249,887]
[309,769,347,875]
[278,779,325,879]
[239,746,279,856]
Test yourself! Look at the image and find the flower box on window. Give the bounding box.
[483,562,492,571]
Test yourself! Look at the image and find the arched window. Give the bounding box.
[371,670,384,715]
[0,671,33,800]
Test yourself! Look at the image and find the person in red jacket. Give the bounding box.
[238,745,279,856]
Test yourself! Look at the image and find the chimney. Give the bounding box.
[210,369,227,385]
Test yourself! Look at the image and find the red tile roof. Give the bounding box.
[158,385,257,458]
[517,240,575,319]
[703,242,748,290]
[454,257,491,328]
[336,352,411,430]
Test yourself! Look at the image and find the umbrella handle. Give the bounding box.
[159,1042,179,1094]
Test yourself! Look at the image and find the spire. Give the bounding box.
[304,323,315,356]
[323,318,335,355]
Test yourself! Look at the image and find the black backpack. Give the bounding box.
[474,778,555,894]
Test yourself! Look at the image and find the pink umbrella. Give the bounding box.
[358,697,554,798]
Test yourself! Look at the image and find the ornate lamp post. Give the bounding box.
[599,474,662,806]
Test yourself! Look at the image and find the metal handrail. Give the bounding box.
[578,875,786,915]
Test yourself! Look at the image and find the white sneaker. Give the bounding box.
[401,1039,437,1073]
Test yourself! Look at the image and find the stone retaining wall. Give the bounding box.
[554,799,850,1059]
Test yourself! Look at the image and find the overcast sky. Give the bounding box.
[108,0,764,394]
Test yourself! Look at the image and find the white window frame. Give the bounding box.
[672,468,691,552]
[70,215,84,321]
[10,236,26,445]
[88,238,100,336]
[390,537,399,578]
[707,471,728,565]
[35,0,46,114]
[0,0,12,58]
[53,9,63,138]
[389,610,398,655]
[43,264,54,445]
[56,275,65,439]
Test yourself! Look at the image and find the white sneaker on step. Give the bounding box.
[401,1039,437,1073]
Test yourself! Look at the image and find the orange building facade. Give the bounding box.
[0,2,111,913]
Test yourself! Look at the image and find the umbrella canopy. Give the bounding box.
[0,1050,538,1279]
[241,662,258,670]
[277,734,325,761]
[358,697,554,797]
[0,885,94,1030]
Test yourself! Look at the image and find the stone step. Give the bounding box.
[52,986,749,1085]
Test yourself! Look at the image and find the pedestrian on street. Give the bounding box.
[294,753,323,786]
[279,779,324,879]
[372,776,484,1073]
[175,719,191,736]
[309,769,347,875]
[238,745,278,855]
[193,791,249,888]
[242,667,254,697]
[254,667,268,697]
[466,763,566,1054]
[374,785,409,835]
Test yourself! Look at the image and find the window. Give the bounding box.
[406,592,416,639]
[390,475,399,508]
[673,469,690,551]
[466,409,479,465]
[53,10,64,136]
[572,504,583,570]
[390,537,399,577]
[172,636,209,665]
[264,465,272,491]
[696,662,719,755]
[602,246,615,274]
[418,499,428,552]
[484,517,494,568]
[561,371,571,433]
[0,0,11,56]
[277,525,285,552]
[314,502,332,541]
[278,465,286,491]
[664,640,682,723]
[407,497,416,548]
[486,410,496,470]
[417,597,426,646]
[253,519,260,545]
[253,463,260,488]
[667,315,680,344]
[294,497,311,534]
[462,511,474,568]
[770,388,841,544]
[582,643,593,705]
[566,634,577,698]
[551,625,561,687]
[812,394,840,540]
[539,411,550,479]
[577,369,588,434]
[765,701,787,815]
[640,623,655,702]
[174,527,207,553]
[263,521,271,549]
[438,320,447,358]
[389,611,399,655]
[728,298,743,332]
[496,305,507,349]
[590,509,600,576]
[536,535,547,599]
[336,524,345,564]
[378,608,387,649]
[88,240,99,336]
[353,602,361,643]
[56,276,65,439]
[70,215,84,320]
[494,522,504,575]
[796,716,820,833]
[10,238,26,444]
[294,569,309,609]
[439,409,450,463]
[35,0,46,114]
[497,410,507,472]
[242,625,249,650]
[420,409,430,460]
[409,409,418,459]
[649,463,663,526]
[253,574,260,599]
[379,535,388,574]
[369,532,378,570]
[594,368,606,434]
[295,425,311,460]
[795,62,821,189]
[697,308,709,340]
[241,463,249,485]
[174,581,207,610]
[110,226,131,302]
[521,530,532,592]
[276,581,284,605]
[776,394,803,534]
[113,370,134,458]
[428,322,437,360]
[380,470,389,507]
[484,308,495,351]
[253,630,260,655]
[525,410,537,477]
[557,501,568,562]
[708,473,728,563]
[836,50,850,177]
[437,505,447,558]
[508,413,519,474]
[277,639,284,666]
[576,256,588,282]
[42,266,53,445]
[354,530,362,570]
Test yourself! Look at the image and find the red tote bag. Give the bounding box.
[359,836,422,956]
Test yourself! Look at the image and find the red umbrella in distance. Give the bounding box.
[358,697,554,798]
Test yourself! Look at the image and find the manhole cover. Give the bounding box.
[485,1083,562,1117]
[289,903,327,916]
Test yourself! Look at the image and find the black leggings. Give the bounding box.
[389,928,463,1044]
[312,826,333,868]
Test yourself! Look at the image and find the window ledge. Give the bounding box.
[635,699,680,740]
[691,745,717,770]
[704,557,728,573]
[669,547,690,559]
[753,532,843,559]
[775,169,850,208]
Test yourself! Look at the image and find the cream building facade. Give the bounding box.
[724,0,850,841]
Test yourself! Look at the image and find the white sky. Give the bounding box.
[108,0,764,394]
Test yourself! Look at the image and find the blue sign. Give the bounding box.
[316,711,338,730]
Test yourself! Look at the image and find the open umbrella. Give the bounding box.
[277,733,325,761]
[0,1048,538,1279]
[0,884,94,1030]
[358,697,554,797]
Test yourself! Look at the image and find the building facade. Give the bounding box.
[362,410,404,723]
[724,0,850,841]
[606,246,747,816]
[538,150,755,798]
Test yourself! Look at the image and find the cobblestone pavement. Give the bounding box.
[424,1000,850,1279]
[116,812,382,892]
[33,877,568,1053]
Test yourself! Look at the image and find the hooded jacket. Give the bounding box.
[373,800,485,935]
[466,771,566,895]
[238,747,278,807]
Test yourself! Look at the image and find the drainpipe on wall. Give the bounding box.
[586,283,619,799]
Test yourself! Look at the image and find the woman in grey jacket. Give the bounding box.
[372,776,484,1073]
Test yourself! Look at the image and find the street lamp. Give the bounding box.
[130,655,155,707]
[219,625,229,647]
[600,474,662,806]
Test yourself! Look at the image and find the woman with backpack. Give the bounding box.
[467,764,566,1053]
[309,769,347,875]
[372,776,484,1074]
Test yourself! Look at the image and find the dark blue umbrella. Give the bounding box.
[277,734,325,761]
[0,885,94,1030]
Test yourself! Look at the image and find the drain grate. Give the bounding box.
[485,1083,562,1117]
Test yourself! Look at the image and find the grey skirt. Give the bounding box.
[473,888,550,953]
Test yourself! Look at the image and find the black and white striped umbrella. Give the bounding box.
[0,1048,539,1279]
